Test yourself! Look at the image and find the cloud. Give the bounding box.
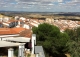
[48,4,54,5]
[0,0,80,12]
[16,0,38,2]
[72,0,80,2]
[58,0,63,2]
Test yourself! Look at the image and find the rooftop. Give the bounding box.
[0,27,26,35]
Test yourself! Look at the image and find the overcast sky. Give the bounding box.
[0,0,80,12]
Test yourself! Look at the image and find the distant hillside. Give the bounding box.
[57,12,80,16]
[0,11,80,20]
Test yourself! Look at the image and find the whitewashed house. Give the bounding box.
[0,27,36,57]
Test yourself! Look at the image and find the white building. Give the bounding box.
[0,27,36,57]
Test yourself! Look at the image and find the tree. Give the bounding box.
[66,40,80,57]
[65,27,80,57]
[32,23,69,57]
[65,27,80,42]
[65,29,76,41]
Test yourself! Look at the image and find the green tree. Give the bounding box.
[14,49,18,56]
[32,23,69,57]
[65,29,76,41]
[65,27,80,57]
[66,40,80,57]
[65,27,80,42]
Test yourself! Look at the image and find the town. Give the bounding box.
[0,13,80,57]
[0,14,80,32]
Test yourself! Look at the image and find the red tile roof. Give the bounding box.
[77,21,80,25]
[8,19,16,22]
[0,28,26,35]
[19,29,32,38]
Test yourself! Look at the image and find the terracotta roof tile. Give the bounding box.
[11,27,26,33]
[19,29,32,38]
[77,21,80,25]
[8,19,16,22]
[0,28,26,35]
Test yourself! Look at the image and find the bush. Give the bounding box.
[14,49,18,56]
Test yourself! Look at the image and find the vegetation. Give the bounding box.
[32,23,80,57]
[27,54,31,57]
[65,27,80,57]
[14,49,18,56]
[32,23,69,57]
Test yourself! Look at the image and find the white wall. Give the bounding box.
[18,44,25,57]
[8,48,14,57]
[31,34,36,54]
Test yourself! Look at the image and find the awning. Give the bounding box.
[0,41,25,47]
[2,37,30,42]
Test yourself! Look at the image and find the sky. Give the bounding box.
[0,0,80,12]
